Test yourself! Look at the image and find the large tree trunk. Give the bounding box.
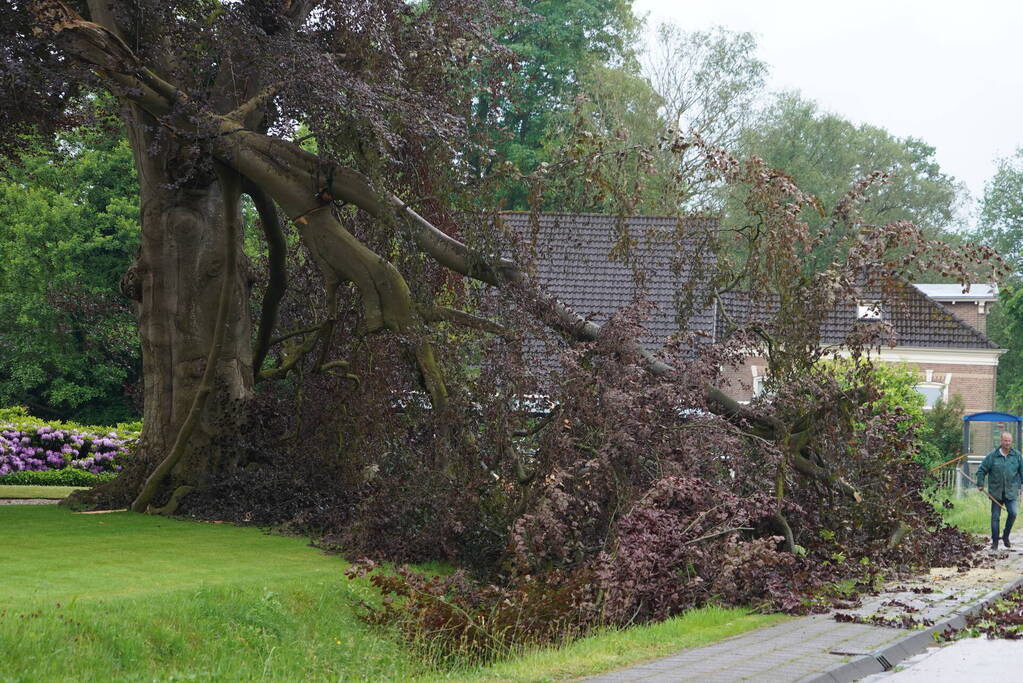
[71,110,254,511]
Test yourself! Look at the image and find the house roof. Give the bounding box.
[498,212,1000,355]
[498,212,719,348]
[718,279,1000,351]
[913,283,999,301]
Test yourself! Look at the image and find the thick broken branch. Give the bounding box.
[791,452,862,502]
[885,522,912,552]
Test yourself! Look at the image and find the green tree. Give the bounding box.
[475,0,642,208]
[919,396,965,471]
[642,23,768,207]
[975,149,1023,411]
[532,62,671,213]
[988,286,1023,413]
[0,120,140,423]
[977,147,1023,272]
[733,93,966,269]
[824,360,961,470]
[530,24,769,215]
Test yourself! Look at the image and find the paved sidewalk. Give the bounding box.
[0,498,57,504]
[587,541,1023,683]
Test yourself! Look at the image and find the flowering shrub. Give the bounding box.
[0,420,134,477]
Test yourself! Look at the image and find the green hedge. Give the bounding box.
[0,405,142,437]
[0,469,116,487]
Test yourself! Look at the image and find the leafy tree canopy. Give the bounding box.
[643,23,768,208]
[733,93,967,269]
[0,115,140,423]
[974,148,1023,411]
[977,147,1023,273]
[475,0,642,208]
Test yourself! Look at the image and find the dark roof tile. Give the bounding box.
[718,279,999,350]
[498,212,719,348]
[496,213,999,358]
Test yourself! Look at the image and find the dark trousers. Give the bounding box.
[991,497,1018,541]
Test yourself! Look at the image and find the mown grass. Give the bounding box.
[0,485,84,499]
[2,505,782,682]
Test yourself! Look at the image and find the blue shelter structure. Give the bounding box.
[962,411,1023,453]
[959,412,1023,495]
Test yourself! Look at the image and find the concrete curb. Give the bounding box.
[801,573,1023,683]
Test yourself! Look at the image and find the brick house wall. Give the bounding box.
[913,362,997,414]
[719,356,764,404]
[722,352,1000,417]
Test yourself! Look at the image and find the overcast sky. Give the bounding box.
[634,0,1023,219]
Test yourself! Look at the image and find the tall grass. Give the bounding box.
[935,488,992,536]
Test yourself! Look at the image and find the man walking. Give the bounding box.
[977,431,1023,549]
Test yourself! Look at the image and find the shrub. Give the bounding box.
[0,468,117,486]
[0,406,30,422]
[918,395,965,472]
[0,407,141,437]
[0,410,138,481]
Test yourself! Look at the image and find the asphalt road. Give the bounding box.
[865,638,1023,681]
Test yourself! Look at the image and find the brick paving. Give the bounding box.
[586,540,1023,682]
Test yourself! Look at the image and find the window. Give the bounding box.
[914,382,946,410]
[753,375,768,397]
[857,301,883,319]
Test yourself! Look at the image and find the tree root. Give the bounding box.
[147,486,194,516]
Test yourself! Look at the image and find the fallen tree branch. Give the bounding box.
[885,522,912,552]
[512,408,560,438]
[791,452,862,502]
[686,527,754,545]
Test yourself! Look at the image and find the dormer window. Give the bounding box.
[857,301,882,320]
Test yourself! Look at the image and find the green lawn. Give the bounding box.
[937,488,991,536]
[0,485,84,499]
[1,505,783,682]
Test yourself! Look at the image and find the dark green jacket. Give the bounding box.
[976,447,1023,501]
